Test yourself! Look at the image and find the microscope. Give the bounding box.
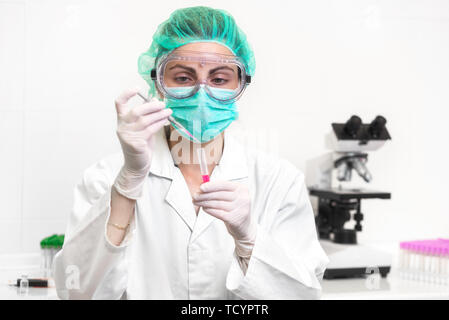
[306,115,392,279]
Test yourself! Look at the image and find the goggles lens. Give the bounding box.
[155,51,249,103]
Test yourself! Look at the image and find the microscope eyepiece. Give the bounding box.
[344,115,362,138]
[369,115,387,138]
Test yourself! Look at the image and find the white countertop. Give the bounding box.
[1,252,448,300]
[321,271,449,300]
[321,241,449,300]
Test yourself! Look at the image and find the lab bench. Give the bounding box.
[0,252,448,300]
[321,272,449,300]
[321,242,449,299]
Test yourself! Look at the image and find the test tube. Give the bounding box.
[197,148,210,183]
[19,275,29,296]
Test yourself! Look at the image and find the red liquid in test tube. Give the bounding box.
[197,148,210,183]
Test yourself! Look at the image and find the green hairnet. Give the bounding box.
[138,6,256,97]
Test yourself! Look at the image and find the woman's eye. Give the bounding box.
[175,76,192,83]
[211,78,228,85]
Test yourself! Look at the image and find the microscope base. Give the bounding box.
[320,240,392,279]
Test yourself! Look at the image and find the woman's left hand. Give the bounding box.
[192,181,256,242]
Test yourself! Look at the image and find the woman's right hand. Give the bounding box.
[113,89,172,199]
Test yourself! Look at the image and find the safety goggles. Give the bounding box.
[151,50,251,104]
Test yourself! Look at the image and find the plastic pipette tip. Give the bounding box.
[136,91,200,143]
[136,91,148,102]
[169,116,200,143]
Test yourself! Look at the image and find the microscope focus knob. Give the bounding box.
[369,115,387,138]
[354,212,364,231]
[344,115,362,138]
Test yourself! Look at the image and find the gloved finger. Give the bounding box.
[143,117,169,140]
[199,180,238,193]
[115,88,139,116]
[202,207,228,221]
[132,99,166,117]
[192,200,233,211]
[126,103,166,123]
[193,190,236,202]
[136,108,172,130]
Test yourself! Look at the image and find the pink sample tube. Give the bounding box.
[197,148,210,183]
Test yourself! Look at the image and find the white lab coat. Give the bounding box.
[53,128,329,300]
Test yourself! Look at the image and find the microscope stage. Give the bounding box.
[309,188,391,201]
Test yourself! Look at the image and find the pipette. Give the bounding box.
[197,147,210,183]
[137,92,209,183]
[136,92,200,143]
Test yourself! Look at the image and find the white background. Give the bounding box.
[0,0,448,254]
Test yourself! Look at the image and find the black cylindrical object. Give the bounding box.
[16,278,48,288]
[344,115,362,138]
[369,115,387,138]
[333,229,357,244]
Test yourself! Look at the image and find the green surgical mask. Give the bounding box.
[165,86,238,143]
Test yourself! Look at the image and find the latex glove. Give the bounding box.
[192,181,257,257]
[113,89,172,199]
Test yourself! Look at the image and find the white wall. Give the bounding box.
[1,0,448,254]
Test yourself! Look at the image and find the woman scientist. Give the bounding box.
[53,6,329,300]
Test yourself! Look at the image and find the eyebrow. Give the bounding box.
[168,64,235,74]
[168,64,196,74]
[209,66,235,74]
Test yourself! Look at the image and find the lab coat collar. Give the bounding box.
[148,127,249,182]
[149,126,249,239]
[191,129,249,243]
